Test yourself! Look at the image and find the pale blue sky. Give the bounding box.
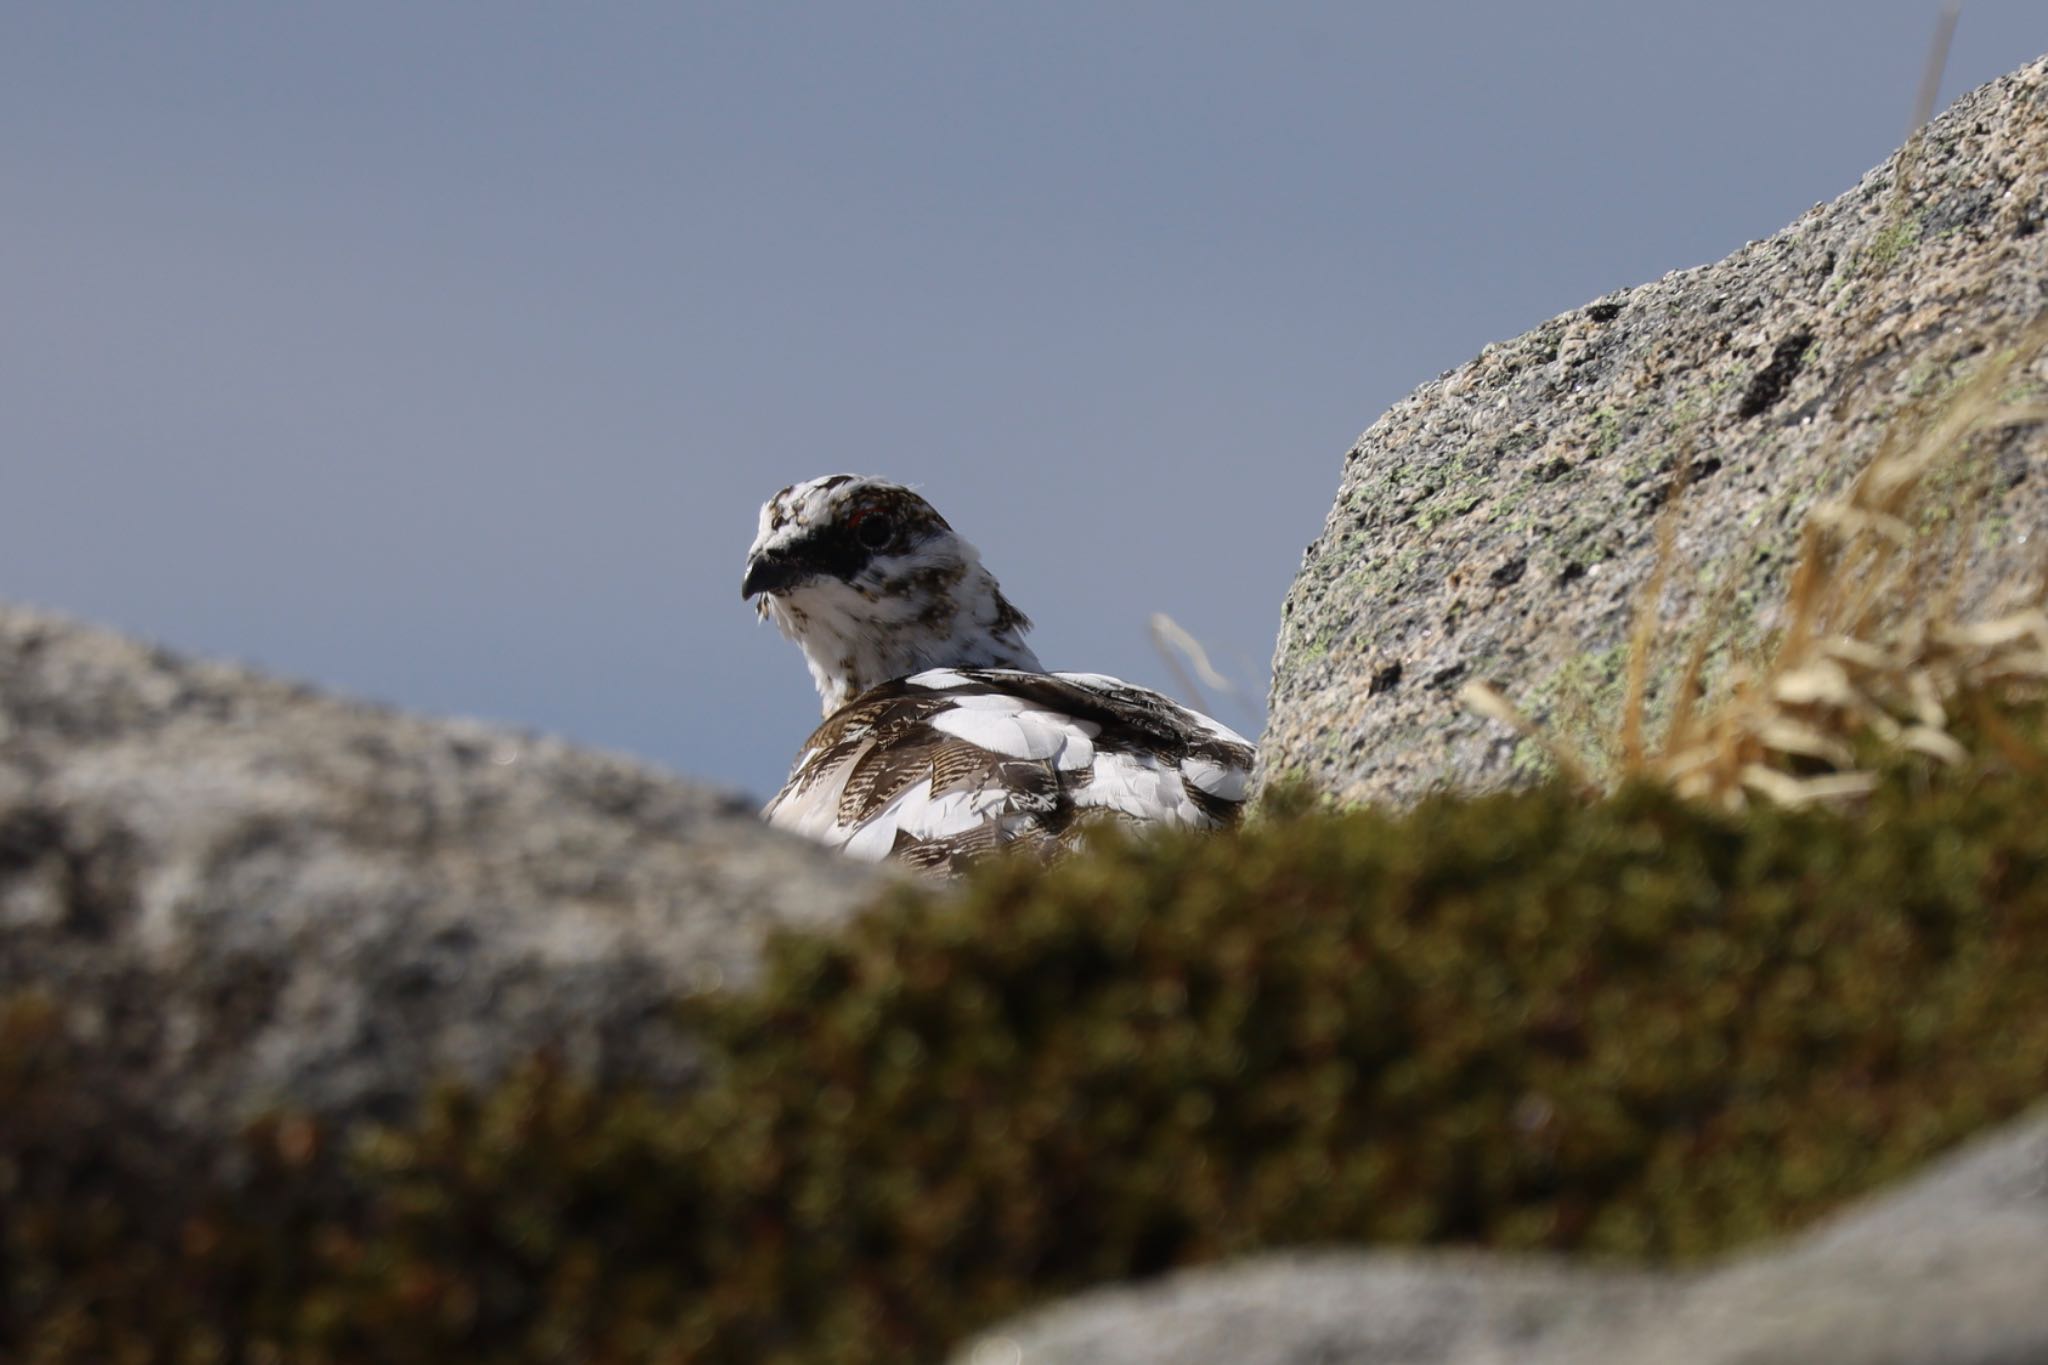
[4,4,2042,798]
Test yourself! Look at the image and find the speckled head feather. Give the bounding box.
[743,474,1040,714]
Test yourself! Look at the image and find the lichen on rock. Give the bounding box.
[1264,54,2048,807]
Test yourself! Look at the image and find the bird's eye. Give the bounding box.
[852,510,895,550]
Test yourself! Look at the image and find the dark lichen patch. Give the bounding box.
[1738,330,1816,419]
[8,713,2048,1363]
[1923,185,1997,237]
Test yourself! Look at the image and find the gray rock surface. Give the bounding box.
[0,600,882,1140]
[955,1254,1673,1365]
[958,1104,2048,1365]
[1263,55,2048,805]
[1560,1107,2048,1365]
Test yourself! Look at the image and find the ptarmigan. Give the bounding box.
[743,474,1257,874]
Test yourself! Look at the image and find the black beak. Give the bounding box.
[741,551,807,600]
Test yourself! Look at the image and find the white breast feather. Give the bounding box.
[928,698,1098,770]
[840,777,992,861]
[1181,754,1250,802]
[1074,749,1204,825]
[908,668,972,689]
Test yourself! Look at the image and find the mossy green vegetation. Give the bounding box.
[7,712,2048,1363]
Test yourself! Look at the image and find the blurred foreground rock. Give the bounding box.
[0,601,879,1141]
[961,1103,2048,1365]
[1264,54,2048,805]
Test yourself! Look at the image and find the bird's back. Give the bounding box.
[764,667,1256,875]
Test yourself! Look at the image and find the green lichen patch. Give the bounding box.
[1860,212,1924,276]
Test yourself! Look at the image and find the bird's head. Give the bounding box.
[743,474,1041,713]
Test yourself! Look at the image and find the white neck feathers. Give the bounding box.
[766,560,1042,714]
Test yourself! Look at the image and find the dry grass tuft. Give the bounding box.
[1469,318,2048,810]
